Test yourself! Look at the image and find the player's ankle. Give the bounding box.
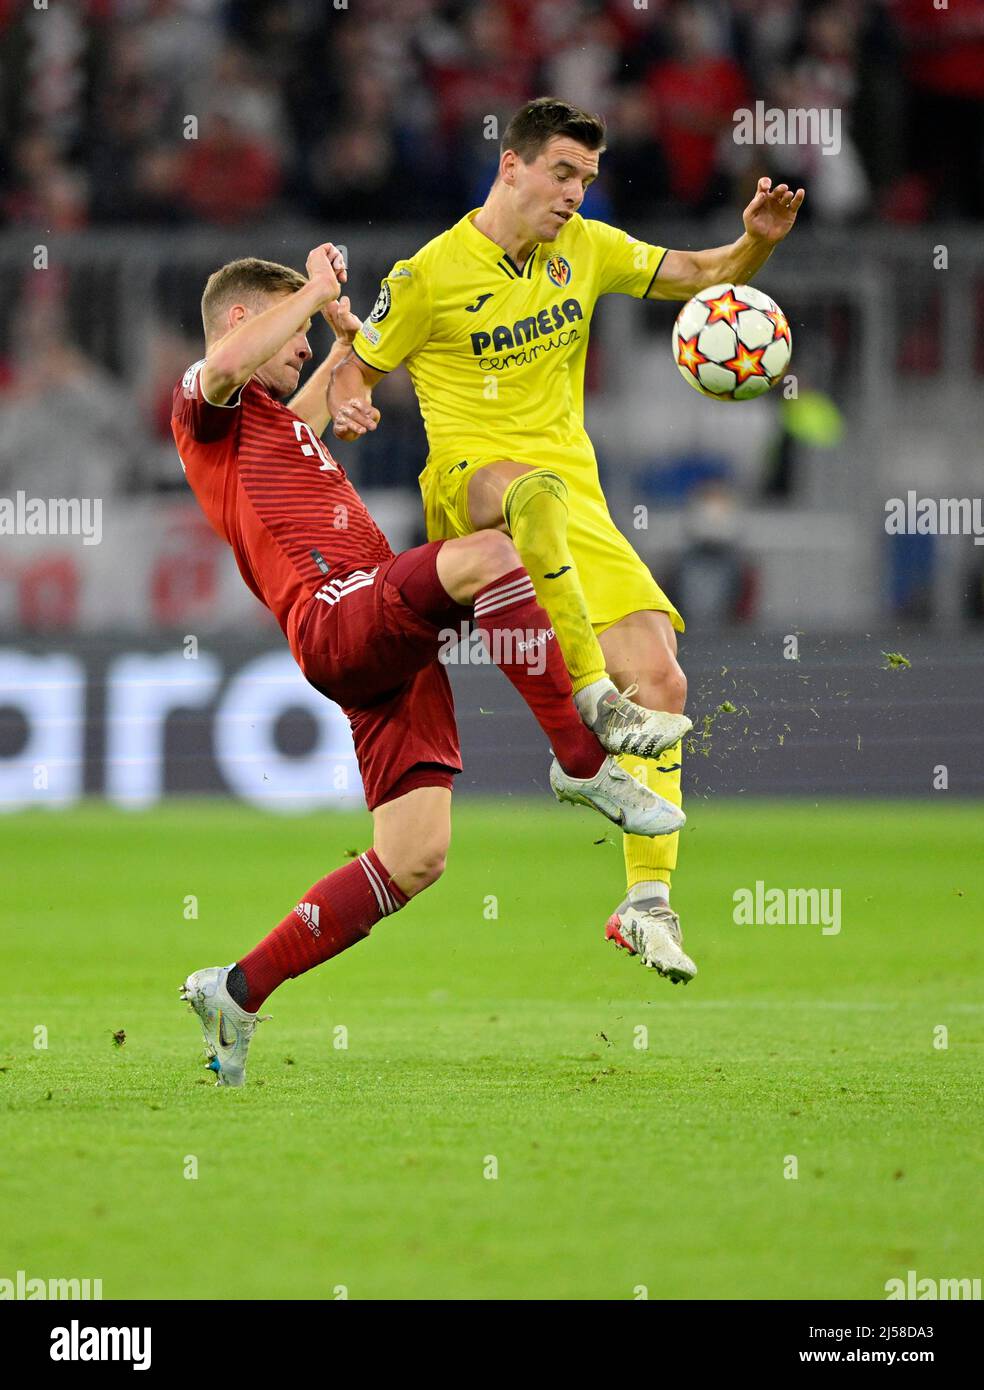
[573,676,615,722]
[554,730,606,781]
[628,879,671,909]
[226,963,266,1015]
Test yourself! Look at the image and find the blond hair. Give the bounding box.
[201,257,307,341]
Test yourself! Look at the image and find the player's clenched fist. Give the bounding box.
[305,242,346,301]
[332,397,380,441]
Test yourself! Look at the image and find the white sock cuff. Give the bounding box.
[358,853,402,916]
[629,879,671,906]
[473,574,536,620]
[573,676,615,716]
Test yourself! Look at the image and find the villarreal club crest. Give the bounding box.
[545,255,572,289]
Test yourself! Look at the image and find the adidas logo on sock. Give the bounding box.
[294,901,321,938]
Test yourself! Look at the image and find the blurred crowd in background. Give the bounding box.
[2,0,983,232]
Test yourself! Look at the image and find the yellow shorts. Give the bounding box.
[419,453,684,634]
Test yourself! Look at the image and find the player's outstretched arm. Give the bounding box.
[288,297,381,437]
[327,348,385,443]
[202,243,344,405]
[647,176,805,302]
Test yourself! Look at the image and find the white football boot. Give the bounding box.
[605,901,697,984]
[575,679,691,759]
[180,965,268,1087]
[549,755,686,837]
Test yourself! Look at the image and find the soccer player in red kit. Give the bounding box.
[173,245,687,1087]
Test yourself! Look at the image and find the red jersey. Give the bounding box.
[171,360,395,657]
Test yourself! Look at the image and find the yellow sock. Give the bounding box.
[619,743,683,890]
[501,471,607,692]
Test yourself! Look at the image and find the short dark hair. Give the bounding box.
[201,256,307,340]
[500,97,606,164]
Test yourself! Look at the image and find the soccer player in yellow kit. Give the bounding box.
[328,98,804,984]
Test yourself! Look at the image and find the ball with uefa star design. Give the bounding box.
[671,282,792,401]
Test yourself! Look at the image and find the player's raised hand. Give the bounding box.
[324,295,362,342]
[332,397,380,442]
[305,242,346,301]
[743,176,805,243]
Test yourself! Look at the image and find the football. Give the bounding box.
[671,282,792,401]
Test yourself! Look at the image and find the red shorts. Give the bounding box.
[294,542,463,811]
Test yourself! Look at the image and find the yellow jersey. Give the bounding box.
[354,209,666,474]
[353,210,682,632]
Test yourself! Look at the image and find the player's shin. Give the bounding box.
[227,849,407,1013]
[473,567,604,779]
[501,471,607,693]
[618,744,684,894]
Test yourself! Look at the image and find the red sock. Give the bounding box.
[473,567,604,779]
[235,850,407,1012]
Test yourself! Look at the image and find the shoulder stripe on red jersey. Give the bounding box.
[181,358,245,409]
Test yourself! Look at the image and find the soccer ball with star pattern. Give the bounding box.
[671,282,791,401]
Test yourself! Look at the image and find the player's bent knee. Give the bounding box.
[377,827,449,898]
[420,848,448,888]
[665,667,688,714]
[471,529,521,583]
[634,662,687,714]
[502,469,569,530]
[400,846,448,896]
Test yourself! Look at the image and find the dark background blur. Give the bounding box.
[5,0,984,230]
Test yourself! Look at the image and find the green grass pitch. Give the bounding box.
[2,799,981,1301]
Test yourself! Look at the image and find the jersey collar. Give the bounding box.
[460,209,540,281]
